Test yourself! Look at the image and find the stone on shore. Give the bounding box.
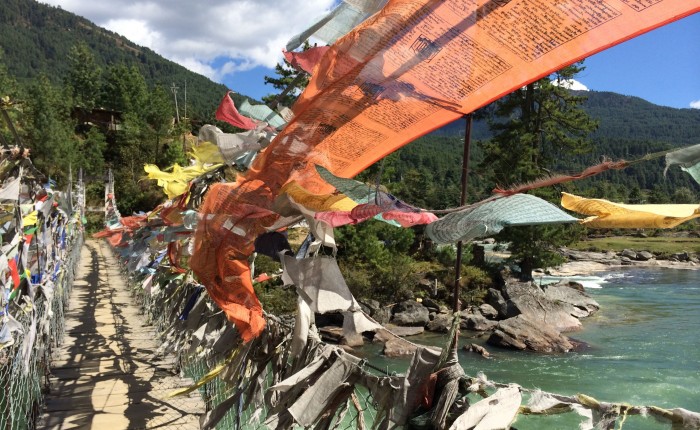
[460,313,498,331]
[383,337,418,357]
[426,313,452,332]
[391,300,430,326]
[543,284,600,317]
[487,315,575,353]
[464,343,491,358]
[498,280,584,332]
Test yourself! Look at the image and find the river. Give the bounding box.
[367,267,700,429]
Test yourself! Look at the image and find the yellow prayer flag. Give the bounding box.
[561,193,700,229]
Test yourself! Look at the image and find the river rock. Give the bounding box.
[621,249,637,259]
[487,315,575,353]
[359,299,381,316]
[500,280,584,332]
[461,313,497,331]
[637,251,654,261]
[463,343,491,358]
[672,252,690,262]
[421,297,441,312]
[479,303,499,320]
[486,288,508,318]
[392,300,430,326]
[383,337,418,357]
[426,313,452,333]
[374,325,424,343]
[318,327,364,347]
[543,284,600,317]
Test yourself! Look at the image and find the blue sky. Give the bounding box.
[578,12,700,109]
[45,1,699,109]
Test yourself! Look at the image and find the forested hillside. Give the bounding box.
[0,0,230,119]
[387,90,700,209]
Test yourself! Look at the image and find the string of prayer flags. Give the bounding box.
[561,192,700,229]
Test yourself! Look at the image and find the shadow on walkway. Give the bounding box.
[38,240,203,430]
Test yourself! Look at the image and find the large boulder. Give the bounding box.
[486,288,509,318]
[479,303,499,320]
[500,280,587,332]
[487,315,576,353]
[383,337,418,357]
[426,313,453,333]
[460,313,498,331]
[620,249,638,259]
[392,300,430,326]
[637,251,654,261]
[543,284,600,317]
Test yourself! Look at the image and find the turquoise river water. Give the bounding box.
[364,267,700,429]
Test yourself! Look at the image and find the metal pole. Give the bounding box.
[452,114,473,314]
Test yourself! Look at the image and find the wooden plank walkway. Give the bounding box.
[38,240,204,430]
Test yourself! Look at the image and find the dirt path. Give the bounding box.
[38,239,204,429]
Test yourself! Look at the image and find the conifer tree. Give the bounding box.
[66,42,102,111]
[479,63,598,279]
[262,41,311,108]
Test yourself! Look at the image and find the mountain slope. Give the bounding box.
[0,0,230,119]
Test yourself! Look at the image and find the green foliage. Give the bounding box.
[477,64,598,279]
[24,74,78,182]
[65,42,101,111]
[101,64,148,115]
[480,64,598,189]
[0,0,228,120]
[78,127,106,178]
[335,221,421,302]
[262,41,311,108]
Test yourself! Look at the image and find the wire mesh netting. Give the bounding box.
[0,232,83,430]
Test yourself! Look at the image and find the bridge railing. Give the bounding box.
[0,156,85,430]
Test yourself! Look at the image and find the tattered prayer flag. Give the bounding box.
[239,99,286,130]
[283,46,331,74]
[8,258,20,290]
[286,0,388,51]
[561,192,700,229]
[0,176,21,202]
[664,143,700,185]
[258,0,700,195]
[22,211,38,227]
[215,91,258,130]
[426,194,578,244]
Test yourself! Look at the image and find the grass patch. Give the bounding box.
[570,236,700,254]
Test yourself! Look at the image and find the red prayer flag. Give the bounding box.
[215,91,258,130]
[8,259,20,290]
[283,46,331,74]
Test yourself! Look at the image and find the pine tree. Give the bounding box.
[24,74,78,183]
[65,42,102,111]
[479,63,598,280]
[262,41,311,108]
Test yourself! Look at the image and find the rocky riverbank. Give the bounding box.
[550,247,700,276]
[315,247,699,357]
[314,272,600,357]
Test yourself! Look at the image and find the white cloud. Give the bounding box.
[551,78,589,91]
[690,100,700,109]
[41,0,335,81]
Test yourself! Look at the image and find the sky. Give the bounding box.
[41,0,700,109]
